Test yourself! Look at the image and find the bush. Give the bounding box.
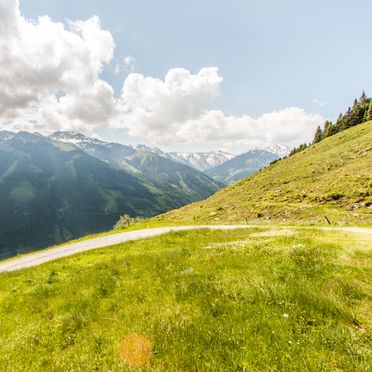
[328,192,344,201]
[114,214,146,230]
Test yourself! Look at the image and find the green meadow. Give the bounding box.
[0,228,371,371]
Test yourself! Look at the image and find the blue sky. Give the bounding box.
[3,0,372,152]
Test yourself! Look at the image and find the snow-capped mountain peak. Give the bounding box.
[166,150,234,171]
[129,144,166,156]
[48,131,290,170]
[127,146,234,171]
[262,144,291,157]
[50,131,102,145]
[0,130,15,142]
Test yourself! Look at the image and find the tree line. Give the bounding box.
[289,92,372,156]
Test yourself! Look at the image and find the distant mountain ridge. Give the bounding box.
[205,149,280,185]
[262,144,291,157]
[51,134,234,171]
[127,143,290,174]
[50,131,221,207]
[167,150,235,171]
[0,131,15,142]
[0,131,220,258]
[128,144,234,171]
[8,130,293,186]
[0,131,159,258]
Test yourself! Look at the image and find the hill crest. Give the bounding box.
[158,121,372,226]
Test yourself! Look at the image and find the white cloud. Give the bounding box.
[312,98,326,107]
[0,0,116,133]
[0,0,324,149]
[114,67,223,142]
[124,55,136,71]
[115,68,324,148]
[114,55,136,74]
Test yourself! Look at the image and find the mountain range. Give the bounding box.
[126,142,290,185]
[205,149,280,185]
[0,129,291,258]
[0,131,220,258]
[49,133,291,185]
[128,144,235,171]
[128,143,290,172]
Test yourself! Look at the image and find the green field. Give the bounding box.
[158,122,372,227]
[0,228,371,370]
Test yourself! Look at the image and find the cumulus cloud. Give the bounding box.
[114,67,223,142]
[0,0,116,133]
[0,0,325,149]
[115,68,324,148]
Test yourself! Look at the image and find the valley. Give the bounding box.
[0,132,221,258]
[0,130,285,259]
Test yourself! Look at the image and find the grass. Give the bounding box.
[0,219,193,264]
[158,121,372,227]
[0,228,371,370]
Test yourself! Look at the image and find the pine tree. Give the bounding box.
[360,91,367,104]
[365,103,372,122]
[313,126,323,144]
[307,92,371,155]
[289,143,308,157]
[322,120,332,138]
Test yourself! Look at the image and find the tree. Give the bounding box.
[114,214,133,229]
[365,103,372,122]
[289,143,308,157]
[312,126,323,144]
[322,120,332,138]
[307,91,371,150]
[360,91,367,104]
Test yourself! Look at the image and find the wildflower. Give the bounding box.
[283,313,289,318]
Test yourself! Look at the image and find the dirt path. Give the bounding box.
[0,225,371,273]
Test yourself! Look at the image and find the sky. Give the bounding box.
[1,0,371,153]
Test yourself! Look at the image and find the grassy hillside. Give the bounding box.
[158,122,372,226]
[0,228,371,370]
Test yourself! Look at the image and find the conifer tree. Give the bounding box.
[365,103,372,122]
[312,126,323,144]
[322,120,332,138]
[360,91,367,104]
[290,91,371,158]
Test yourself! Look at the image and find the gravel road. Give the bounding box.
[0,225,371,273]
